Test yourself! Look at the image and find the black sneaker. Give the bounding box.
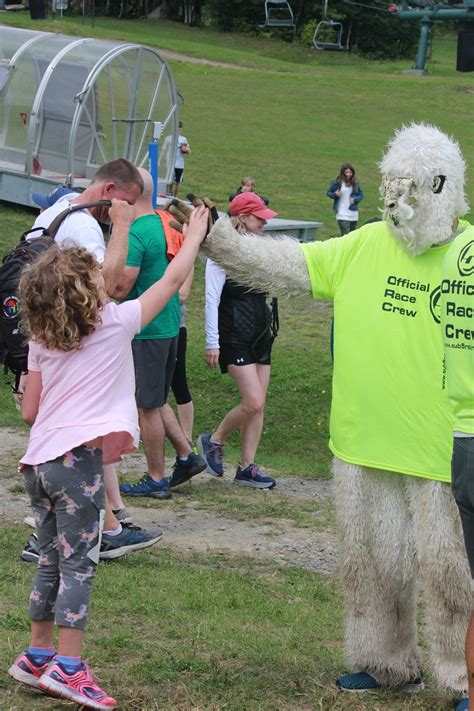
[169,451,207,488]
[99,523,163,560]
[21,533,39,563]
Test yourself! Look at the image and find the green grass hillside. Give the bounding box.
[0,14,472,475]
[0,18,472,709]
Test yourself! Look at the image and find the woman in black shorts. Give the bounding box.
[198,192,278,489]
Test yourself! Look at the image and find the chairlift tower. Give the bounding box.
[389,0,474,74]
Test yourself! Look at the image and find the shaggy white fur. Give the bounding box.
[201,124,471,696]
[380,123,469,255]
[333,458,470,693]
[202,220,311,297]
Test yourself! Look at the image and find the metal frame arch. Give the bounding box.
[67,42,178,180]
[26,37,94,175]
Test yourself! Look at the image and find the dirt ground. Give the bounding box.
[0,427,338,574]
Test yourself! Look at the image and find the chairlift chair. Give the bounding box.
[259,0,295,30]
[313,0,351,50]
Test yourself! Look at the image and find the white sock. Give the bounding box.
[103,524,123,536]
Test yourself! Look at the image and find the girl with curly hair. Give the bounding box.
[7,204,208,710]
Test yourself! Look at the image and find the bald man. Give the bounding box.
[113,170,205,500]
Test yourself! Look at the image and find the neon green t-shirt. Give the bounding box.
[301,222,453,483]
[440,226,474,435]
[126,214,180,340]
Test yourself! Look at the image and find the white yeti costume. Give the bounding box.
[201,124,471,700]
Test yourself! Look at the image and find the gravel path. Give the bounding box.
[0,427,338,574]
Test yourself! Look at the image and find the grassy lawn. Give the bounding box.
[0,14,472,709]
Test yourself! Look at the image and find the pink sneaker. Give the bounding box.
[38,661,117,709]
[8,651,52,689]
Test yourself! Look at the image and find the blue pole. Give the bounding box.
[148,121,163,210]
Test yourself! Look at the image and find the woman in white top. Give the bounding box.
[326,163,364,236]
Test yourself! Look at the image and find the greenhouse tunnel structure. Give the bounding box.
[0,25,179,206]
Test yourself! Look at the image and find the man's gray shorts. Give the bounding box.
[132,337,178,409]
[451,436,474,578]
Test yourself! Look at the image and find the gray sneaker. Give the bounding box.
[100,523,163,560]
[197,432,224,477]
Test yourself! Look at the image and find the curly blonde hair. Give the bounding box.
[19,247,104,351]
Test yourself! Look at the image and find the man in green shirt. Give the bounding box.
[441,226,474,711]
[113,169,205,500]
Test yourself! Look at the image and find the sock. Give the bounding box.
[178,454,191,463]
[103,524,123,536]
[55,655,82,674]
[27,646,55,666]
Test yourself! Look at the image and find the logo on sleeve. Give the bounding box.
[458,240,474,277]
[429,285,441,324]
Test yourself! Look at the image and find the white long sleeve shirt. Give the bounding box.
[204,258,226,349]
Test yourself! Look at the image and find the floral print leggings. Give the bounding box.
[23,445,104,630]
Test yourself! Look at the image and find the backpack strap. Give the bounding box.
[45,199,112,239]
[20,199,112,243]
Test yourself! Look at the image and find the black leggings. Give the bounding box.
[171,326,192,405]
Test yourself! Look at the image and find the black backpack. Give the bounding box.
[0,199,111,390]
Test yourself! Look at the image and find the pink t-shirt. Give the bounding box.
[21,300,141,466]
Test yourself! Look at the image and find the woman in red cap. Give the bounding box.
[198,193,279,489]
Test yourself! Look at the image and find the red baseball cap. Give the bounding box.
[229,192,277,220]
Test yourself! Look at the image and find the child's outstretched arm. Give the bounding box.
[138,205,208,329]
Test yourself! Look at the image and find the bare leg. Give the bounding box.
[239,364,270,466]
[30,620,55,648]
[177,401,194,443]
[139,407,166,481]
[160,403,192,459]
[103,464,124,511]
[213,364,269,467]
[103,501,119,531]
[57,627,84,657]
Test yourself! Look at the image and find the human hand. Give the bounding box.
[205,349,220,368]
[335,190,341,198]
[350,197,355,204]
[109,199,135,226]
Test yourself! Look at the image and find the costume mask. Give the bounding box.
[379,124,468,256]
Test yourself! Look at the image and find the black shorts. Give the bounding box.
[132,337,178,409]
[219,337,273,374]
[451,436,474,577]
[171,327,192,405]
[174,168,184,184]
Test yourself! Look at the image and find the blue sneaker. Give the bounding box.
[100,523,163,560]
[456,699,469,711]
[234,464,276,490]
[120,473,171,499]
[197,432,224,477]
[336,672,381,692]
[169,451,207,488]
[336,671,423,693]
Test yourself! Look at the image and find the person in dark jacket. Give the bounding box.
[327,163,364,236]
[198,192,278,490]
